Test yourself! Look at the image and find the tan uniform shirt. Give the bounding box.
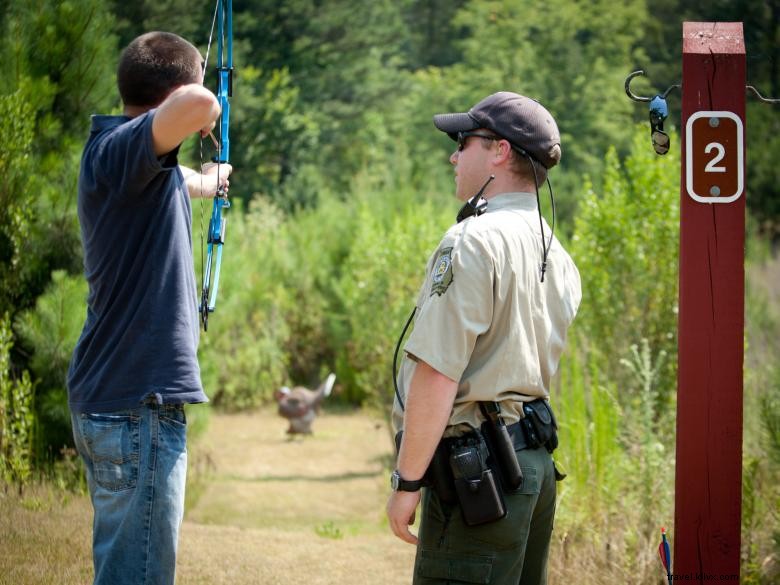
[392,192,581,434]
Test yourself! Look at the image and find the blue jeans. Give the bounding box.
[71,403,188,585]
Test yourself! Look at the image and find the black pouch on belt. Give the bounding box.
[520,399,559,452]
[448,434,506,526]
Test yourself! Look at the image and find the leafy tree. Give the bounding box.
[14,271,87,460]
[0,0,116,312]
[0,0,116,466]
[0,91,35,317]
[383,0,651,227]
[400,0,469,68]
[281,0,413,197]
[570,125,680,411]
[109,0,207,49]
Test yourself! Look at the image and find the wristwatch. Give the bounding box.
[390,469,424,492]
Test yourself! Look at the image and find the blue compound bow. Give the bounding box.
[200,0,233,331]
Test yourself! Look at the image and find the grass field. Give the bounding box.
[2,396,776,583]
[0,408,416,585]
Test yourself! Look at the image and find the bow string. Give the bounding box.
[200,0,233,331]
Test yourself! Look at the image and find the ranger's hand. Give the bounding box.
[387,490,421,545]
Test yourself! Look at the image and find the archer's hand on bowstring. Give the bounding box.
[180,163,232,199]
[199,162,232,198]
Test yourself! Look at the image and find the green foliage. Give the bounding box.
[743,245,780,583]
[2,0,117,144]
[314,520,344,540]
[555,340,622,519]
[14,271,87,461]
[0,90,34,316]
[554,336,674,580]
[334,186,450,411]
[0,314,35,487]
[618,339,672,531]
[196,186,453,412]
[197,199,292,410]
[570,126,680,409]
[0,0,115,311]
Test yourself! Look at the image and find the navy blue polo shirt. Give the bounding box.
[67,111,206,413]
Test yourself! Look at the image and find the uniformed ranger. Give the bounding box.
[386,92,582,585]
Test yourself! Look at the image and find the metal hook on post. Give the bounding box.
[624,70,681,155]
[625,70,681,103]
[625,70,651,102]
[746,85,779,104]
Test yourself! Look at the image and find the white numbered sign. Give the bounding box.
[685,111,744,203]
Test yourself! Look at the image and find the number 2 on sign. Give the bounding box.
[704,142,726,173]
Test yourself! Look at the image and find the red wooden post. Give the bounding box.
[675,22,745,580]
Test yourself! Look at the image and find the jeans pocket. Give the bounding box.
[159,404,186,427]
[80,412,140,492]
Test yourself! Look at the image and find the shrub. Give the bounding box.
[14,271,87,462]
[0,314,35,488]
[570,126,680,412]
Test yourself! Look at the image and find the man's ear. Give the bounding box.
[493,139,513,166]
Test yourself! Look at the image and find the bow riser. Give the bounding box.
[200,0,233,331]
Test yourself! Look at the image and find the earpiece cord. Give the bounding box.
[546,177,555,259]
[528,158,548,282]
[392,306,417,412]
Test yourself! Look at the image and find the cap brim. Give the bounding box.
[433,112,479,141]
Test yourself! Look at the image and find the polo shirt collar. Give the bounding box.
[485,192,538,213]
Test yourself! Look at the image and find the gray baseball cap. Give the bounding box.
[433,92,562,169]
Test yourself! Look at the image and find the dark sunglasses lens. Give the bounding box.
[652,130,670,155]
[457,133,466,151]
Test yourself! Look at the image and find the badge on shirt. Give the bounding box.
[430,247,453,296]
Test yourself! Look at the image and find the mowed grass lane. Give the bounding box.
[0,408,416,585]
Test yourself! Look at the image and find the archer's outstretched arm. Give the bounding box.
[152,84,221,157]
[180,163,233,198]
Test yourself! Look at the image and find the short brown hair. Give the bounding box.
[475,134,548,187]
[117,32,202,107]
[508,148,548,187]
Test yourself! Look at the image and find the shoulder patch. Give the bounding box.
[430,247,454,296]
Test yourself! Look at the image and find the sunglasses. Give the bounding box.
[651,129,670,155]
[457,131,501,151]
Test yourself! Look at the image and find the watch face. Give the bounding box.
[390,471,400,491]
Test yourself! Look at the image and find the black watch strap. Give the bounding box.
[391,469,424,492]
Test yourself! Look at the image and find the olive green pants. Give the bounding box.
[412,446,557,585]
